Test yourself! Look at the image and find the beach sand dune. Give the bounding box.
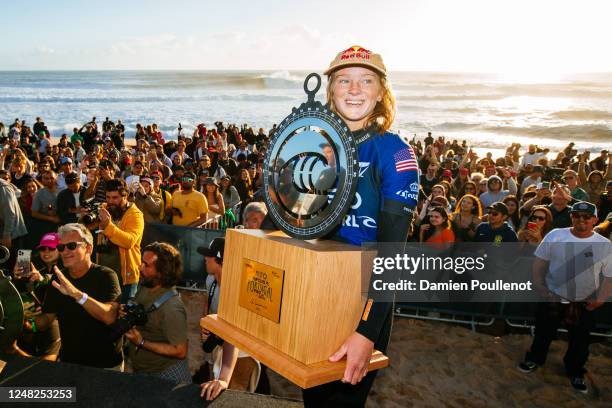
[182,292,611,407]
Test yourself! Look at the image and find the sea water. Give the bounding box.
[1,70,611,153]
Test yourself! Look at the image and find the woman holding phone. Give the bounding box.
[517,205,553,245]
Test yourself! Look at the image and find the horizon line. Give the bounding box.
[1,68,611,76]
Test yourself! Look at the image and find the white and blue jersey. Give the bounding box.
[334,131,419,246]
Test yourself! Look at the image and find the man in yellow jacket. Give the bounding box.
[98,178,144,302]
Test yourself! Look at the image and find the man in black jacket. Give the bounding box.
[57,172,87,225]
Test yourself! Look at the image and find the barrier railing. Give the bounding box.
[141,224,612,337]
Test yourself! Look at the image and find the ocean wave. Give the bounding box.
[445,107,480,113]
[399,94,507,101]
[433,122,481,131]
[483,124,612,141]
[549,109,612,121]
[0,94,295,103]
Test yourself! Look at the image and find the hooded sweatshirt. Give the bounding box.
[479,175,517,208]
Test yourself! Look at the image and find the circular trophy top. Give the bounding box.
[263,73,358,240]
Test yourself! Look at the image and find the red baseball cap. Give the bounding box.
[442,169,453,178]
[36,233,60,250]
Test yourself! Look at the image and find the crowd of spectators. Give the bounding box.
[1,117,610,396]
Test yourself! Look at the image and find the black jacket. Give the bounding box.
[57,186,87,225]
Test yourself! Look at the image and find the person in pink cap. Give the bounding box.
[34,232,61,274]
[12,232,62,361]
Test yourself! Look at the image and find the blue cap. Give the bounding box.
[570,201,597,217]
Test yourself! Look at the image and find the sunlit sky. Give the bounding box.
[2,0,611,80]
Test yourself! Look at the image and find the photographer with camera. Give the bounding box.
[57,172,87,225]
[24,223,124,370]
[97,178,144,303]
[51,241,190,385]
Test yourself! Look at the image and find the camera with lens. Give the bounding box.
[108,301,148,342]
[80,199,102,225]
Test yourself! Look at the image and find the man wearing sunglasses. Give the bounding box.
[25,223,123,370]
[562,169,589,203]
[171,172,208,227]
[518,201,612,393]
[475,202,518,244]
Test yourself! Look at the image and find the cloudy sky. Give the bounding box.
[2,0,611,78]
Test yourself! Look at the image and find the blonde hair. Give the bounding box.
[326,71,396,134]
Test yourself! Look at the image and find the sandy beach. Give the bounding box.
[181,291,612,407]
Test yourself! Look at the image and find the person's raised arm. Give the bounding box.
[51,267,119,325]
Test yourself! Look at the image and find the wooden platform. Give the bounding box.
[202,314,389,389]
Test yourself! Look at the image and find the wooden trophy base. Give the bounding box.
[202,314,389,389]
[201,229,388,388]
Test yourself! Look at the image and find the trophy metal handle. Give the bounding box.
[304,73,321,104]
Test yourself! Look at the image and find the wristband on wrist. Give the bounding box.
[29,317,37,333]
[137,338,145,350]
[77,292,88,305]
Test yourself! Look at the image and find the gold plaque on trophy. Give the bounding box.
[238,258,285,323]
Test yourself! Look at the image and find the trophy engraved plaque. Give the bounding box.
[238,259,285,323]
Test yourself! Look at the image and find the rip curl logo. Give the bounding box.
[281,152,336,195]
[340,45,372,61]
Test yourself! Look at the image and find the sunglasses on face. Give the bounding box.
[38,246,57,252]
[571,213,593,221]
[57,242,85,252]
[488,210,501,216]
[529,215,546,222]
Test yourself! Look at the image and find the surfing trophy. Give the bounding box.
[201,74,388,388]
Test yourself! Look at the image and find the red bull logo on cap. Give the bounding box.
[340,45,371,61]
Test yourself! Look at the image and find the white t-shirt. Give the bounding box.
[534,228,611,301]
[73,192,81,208]
[521,152,545,168]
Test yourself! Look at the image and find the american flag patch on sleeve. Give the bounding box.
[393,147,418,173]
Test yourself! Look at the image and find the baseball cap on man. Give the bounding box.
[570,201,597,218]
[36,233,60,250]
[486,202,509,216]
[324,45,387,76]
[60,157,73,165]
[562,169,577,178]
[197,237,225,261]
